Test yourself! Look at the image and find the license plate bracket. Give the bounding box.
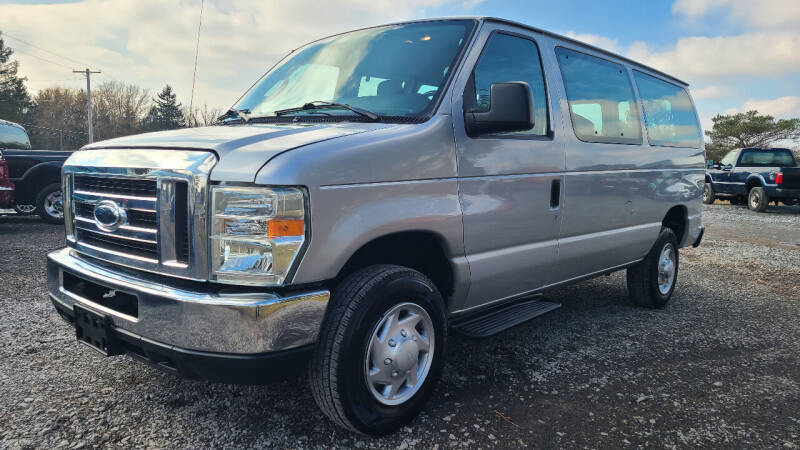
[73,303,123,356]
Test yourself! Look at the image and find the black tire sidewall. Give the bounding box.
[645,229,679,307]
[337,271,447,435]
[702,183,714,204]
[36,183,63,223]
[13,204,37,215]
[748,187,767,212]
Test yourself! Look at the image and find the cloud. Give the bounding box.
[564,31,621,53]
[673,0,800,29]
[628,31,800,81]
[726,96,800,119]
[691,85,733,100]
[2,0,480,109]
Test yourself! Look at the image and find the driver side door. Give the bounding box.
[710,149,738,194]
[450,26,565,311]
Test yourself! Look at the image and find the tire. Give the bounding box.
[35,183,64,224]
[310,265,447,435]
[626,227,679,309]
[747,186,768,212]
[13,204,37,215]
[702,183,715,204]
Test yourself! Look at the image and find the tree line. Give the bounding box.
[1,31,221,150]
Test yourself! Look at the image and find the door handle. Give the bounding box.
[550,179,560,209]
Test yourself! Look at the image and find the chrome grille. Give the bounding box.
[63,149,218,281]
[73,175,160,262]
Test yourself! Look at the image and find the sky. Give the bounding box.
[1,0,799,133]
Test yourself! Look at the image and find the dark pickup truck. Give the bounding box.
[0,119,72,223]
[704,147,800,212]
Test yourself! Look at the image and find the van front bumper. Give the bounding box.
[46,247,330,383]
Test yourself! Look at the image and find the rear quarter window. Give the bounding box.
[633,71,701,148]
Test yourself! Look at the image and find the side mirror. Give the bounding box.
[722,164,733,171]
[465,82,534,137]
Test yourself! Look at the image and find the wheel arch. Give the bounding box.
[745,175,766,191]
[334,230,456,303]
[16,162,62,203]
[661,205,688,246]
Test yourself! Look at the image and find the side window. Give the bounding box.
[719,150,737,166]
[468,33,549,137]
[633,71,702,148]
[555,47,642,144]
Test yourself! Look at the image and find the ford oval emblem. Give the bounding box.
[93,200,127,232]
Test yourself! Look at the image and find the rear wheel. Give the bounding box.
[748,186,768,212]
[36,183,64,224]
[310,265,446,435]
[702,183,715,204]
[627,227,679,309]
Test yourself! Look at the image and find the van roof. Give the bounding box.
[339,17,689,87]
[480,17,688,86]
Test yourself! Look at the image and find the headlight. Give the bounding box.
[210,186,306,286]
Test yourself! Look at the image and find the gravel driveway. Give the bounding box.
[1,203,798,449]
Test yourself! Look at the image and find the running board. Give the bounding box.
[450,297,561,338]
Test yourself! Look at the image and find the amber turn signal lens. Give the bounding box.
[267,219,305,237]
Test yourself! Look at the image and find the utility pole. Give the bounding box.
[73,68,101,143]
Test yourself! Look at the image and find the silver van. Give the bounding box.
[47,17,705,435]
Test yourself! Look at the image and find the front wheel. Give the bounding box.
[36,183,64,224]
[310,265,447,435]
[627,227,679,308]
[702,183,715,204]
[748,186,769,212]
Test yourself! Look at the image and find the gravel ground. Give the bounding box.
[1,203,798,449]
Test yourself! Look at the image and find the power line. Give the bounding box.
[189,0,205,114]
[2,31,98,70]
[10,47,73,70]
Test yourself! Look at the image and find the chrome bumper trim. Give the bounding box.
[47,247,330,354]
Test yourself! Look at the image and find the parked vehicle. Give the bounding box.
[46,17,705,435]
[0,119,73,223]
[704,147,800,212]
[0,150,14,209]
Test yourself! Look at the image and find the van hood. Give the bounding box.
[82,122,393,181]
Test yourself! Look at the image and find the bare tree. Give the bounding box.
[92,81,150,140]
[184,103,222,128]
[27,87,88,149]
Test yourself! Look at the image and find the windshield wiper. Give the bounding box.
[218,108,251,123]
[274,101,379,121]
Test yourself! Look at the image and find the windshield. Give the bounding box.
[739,149,796,167]
[232,20,475,121]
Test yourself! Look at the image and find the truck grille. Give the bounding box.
[64,149,217,281]
[71,175,190,265]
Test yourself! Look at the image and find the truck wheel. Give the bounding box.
[310,265,446,435]
[626,227,679,309]
[747,187,768,212]
[702,183,715,204]
[36,183,64,224]
[13,204,37,215]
